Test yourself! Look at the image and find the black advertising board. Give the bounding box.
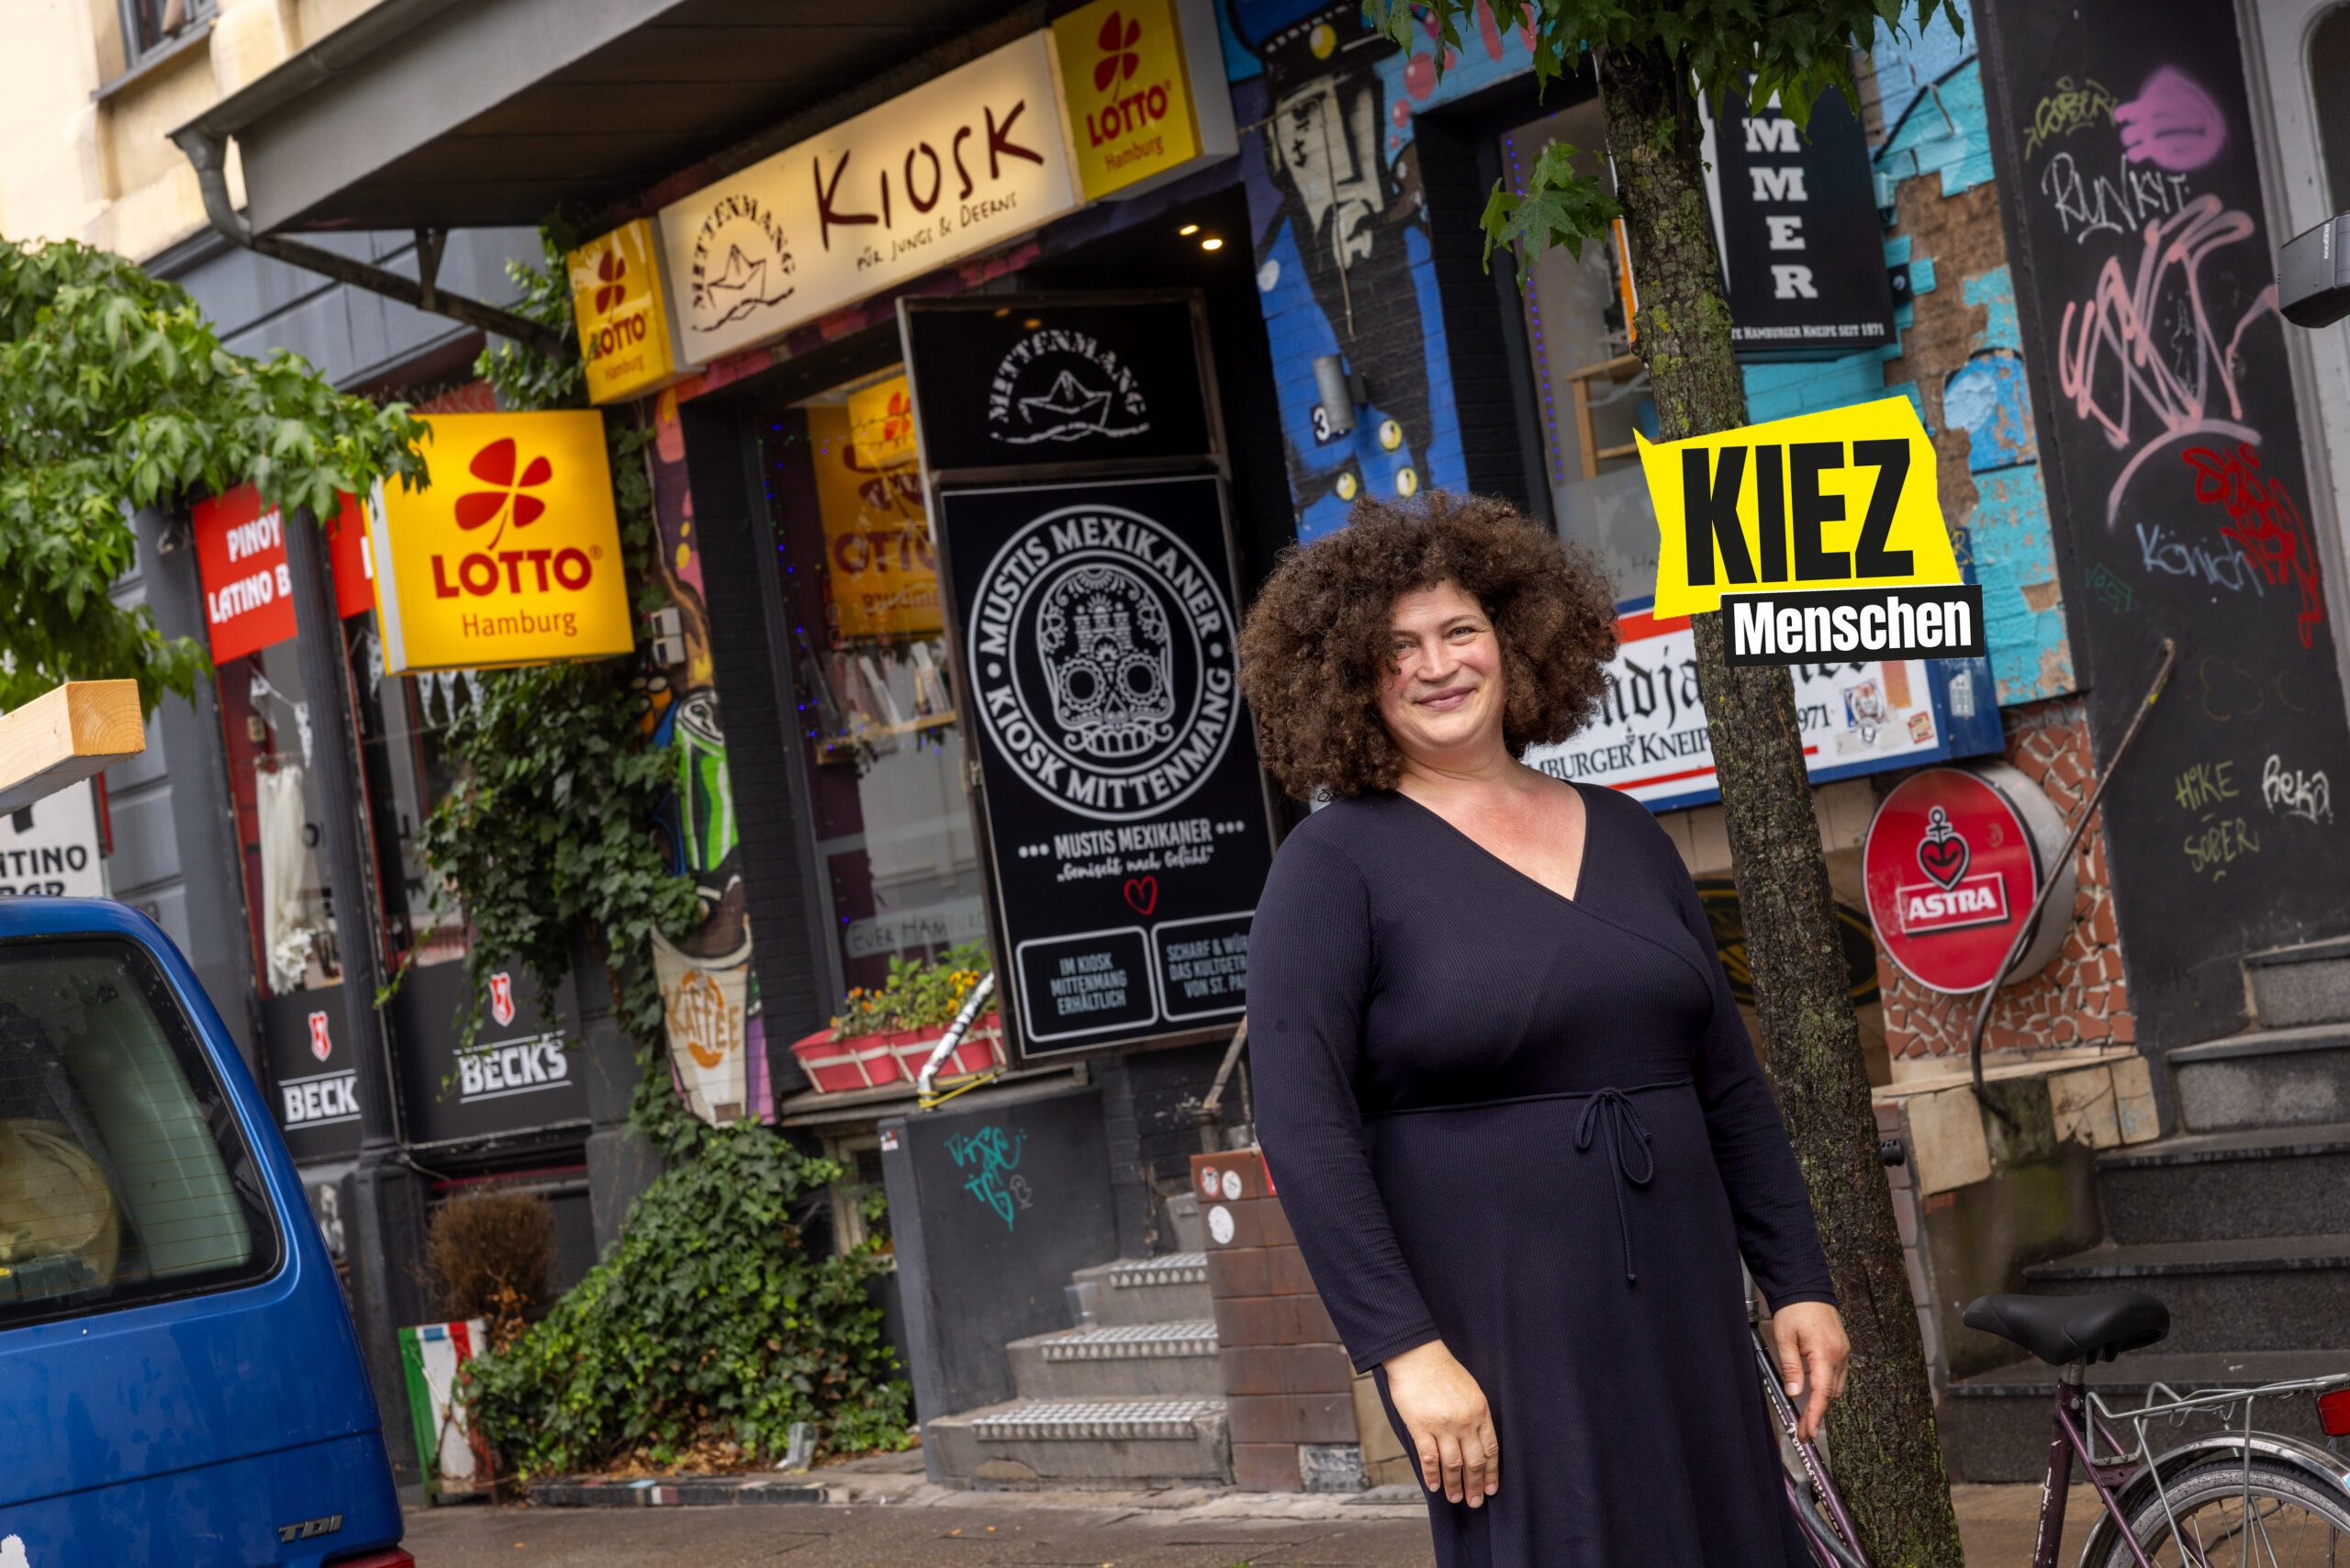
[261,989,361,1164]
[1716,88,1897,357]
[934,474,1278,1059]
[391,960,589,1148]
[899,294,1218,476]
[261,961,589,1163]
[1978,0,2350,1049]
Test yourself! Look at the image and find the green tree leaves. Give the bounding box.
[1375,0,1964,271]
[0,239,426,713]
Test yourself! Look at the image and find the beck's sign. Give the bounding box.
[369,411,633,674]
[1641,397,1968,654]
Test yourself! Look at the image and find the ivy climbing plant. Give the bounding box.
[0,239,425,713]
[426,236,912,1471]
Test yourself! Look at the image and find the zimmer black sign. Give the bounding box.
[938,474,1275,1058]
[1715,88,1897,356]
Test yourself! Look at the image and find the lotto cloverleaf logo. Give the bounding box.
[1094,10,1141,91]
[454,437,554,550]
[594,250,628,314]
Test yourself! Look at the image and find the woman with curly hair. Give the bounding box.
[1240,491,1847,1567]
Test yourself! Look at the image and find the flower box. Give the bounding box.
[789,1013,1005,1094]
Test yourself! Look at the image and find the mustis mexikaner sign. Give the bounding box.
[939,474,1274,1058]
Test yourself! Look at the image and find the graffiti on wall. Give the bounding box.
[1219,0,1537,539]
[642,391,769,1124]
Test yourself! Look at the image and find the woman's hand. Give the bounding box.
[1768,1300,1851,1442]
[1383,1339,1499,1506]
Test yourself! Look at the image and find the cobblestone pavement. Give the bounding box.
[400,1456,2085,1566]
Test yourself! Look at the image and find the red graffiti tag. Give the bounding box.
[2182,442,2325,648]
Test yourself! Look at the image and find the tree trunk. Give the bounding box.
[1596,41,1964,1568]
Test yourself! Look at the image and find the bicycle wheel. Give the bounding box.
[2103,1457,2350,1567]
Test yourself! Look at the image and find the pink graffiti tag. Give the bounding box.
[2054,195,2280,525]
[2182,443,2325,648]
[2113,67,2227,173]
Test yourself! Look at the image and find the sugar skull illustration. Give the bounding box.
[1037,564,1175,760]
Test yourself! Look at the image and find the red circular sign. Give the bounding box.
[1863,768,2042,993]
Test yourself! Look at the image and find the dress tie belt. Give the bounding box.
[1572,1081,1688,1287]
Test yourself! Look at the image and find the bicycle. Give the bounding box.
[1758,1289,2350,1567]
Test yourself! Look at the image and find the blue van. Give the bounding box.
[0,899,408,1565]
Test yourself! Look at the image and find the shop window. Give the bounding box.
[1499,102,1662,603]
[217,618,464,1001]
[2315,6,2350,213]
[118,0,211,62]
[763,366,986,994]
[0,939,280,1326]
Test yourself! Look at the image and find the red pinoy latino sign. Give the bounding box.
[1863,767,2047,993]
[192,485,375,663]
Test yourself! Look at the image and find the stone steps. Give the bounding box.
[1004,1319,1221,1399]
[2244,935,2350,1030]
[923,1395,1230,1488]
[2170,1025,2350,1133]
[1940,1349,2350,1483]
[2019,1233,2350,1353]
[1073,1253,1213,1327]
[2094,1121,2350,1243]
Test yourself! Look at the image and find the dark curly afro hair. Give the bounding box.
[1239,491,1618,801]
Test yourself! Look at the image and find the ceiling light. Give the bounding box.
[1200,237,1224,251]
[1023,318,1043,329]
[1179,224,1200,236]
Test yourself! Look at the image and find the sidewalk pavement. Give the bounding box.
[400,1450,2100,1565]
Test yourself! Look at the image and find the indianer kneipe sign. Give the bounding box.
[368,410,633,674]
[939,474,1275,1058]
[655,33,1080,364]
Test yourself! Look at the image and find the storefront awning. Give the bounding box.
[173,0,1020,234]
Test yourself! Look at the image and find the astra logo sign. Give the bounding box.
[371,411,634,675]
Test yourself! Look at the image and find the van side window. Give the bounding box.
[0,940,281,1323]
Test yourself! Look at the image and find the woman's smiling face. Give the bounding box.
[1377,579,1505,768]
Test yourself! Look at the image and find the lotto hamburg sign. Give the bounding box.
[368,410,633,674]
[1863,767,2070,993]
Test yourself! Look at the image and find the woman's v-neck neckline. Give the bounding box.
[1392,781,1594,908]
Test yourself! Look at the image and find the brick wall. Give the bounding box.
[1878,698,2133,1069]
[1194,1148,1406,1492]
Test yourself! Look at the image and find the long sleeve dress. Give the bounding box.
[1250,783,1836,1567]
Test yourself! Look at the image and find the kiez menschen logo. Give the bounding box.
[968,503,1237,823]
[987,329,1151,446]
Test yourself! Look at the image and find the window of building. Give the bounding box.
[2314,5,2350,213]
[763,365,986,996]
[0,938,280,1326]
[1499,101,1662,604]
[117,0,212,63]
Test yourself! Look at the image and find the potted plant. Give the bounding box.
[789,944,1003,1093]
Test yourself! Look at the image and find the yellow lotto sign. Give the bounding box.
[370,411,635,674]
[1641,397,1963,620]
[566,220,687,405]
[1053,0,1204,200]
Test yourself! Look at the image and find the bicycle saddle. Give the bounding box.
[1963,1290,2169,1365]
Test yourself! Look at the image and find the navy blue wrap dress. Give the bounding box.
[1250,784,1836,1566]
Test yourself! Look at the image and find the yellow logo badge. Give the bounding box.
[1642,396,1964,619]
[566,220,688,405]
[1053,0,1203,200]
[370,411,635,674]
